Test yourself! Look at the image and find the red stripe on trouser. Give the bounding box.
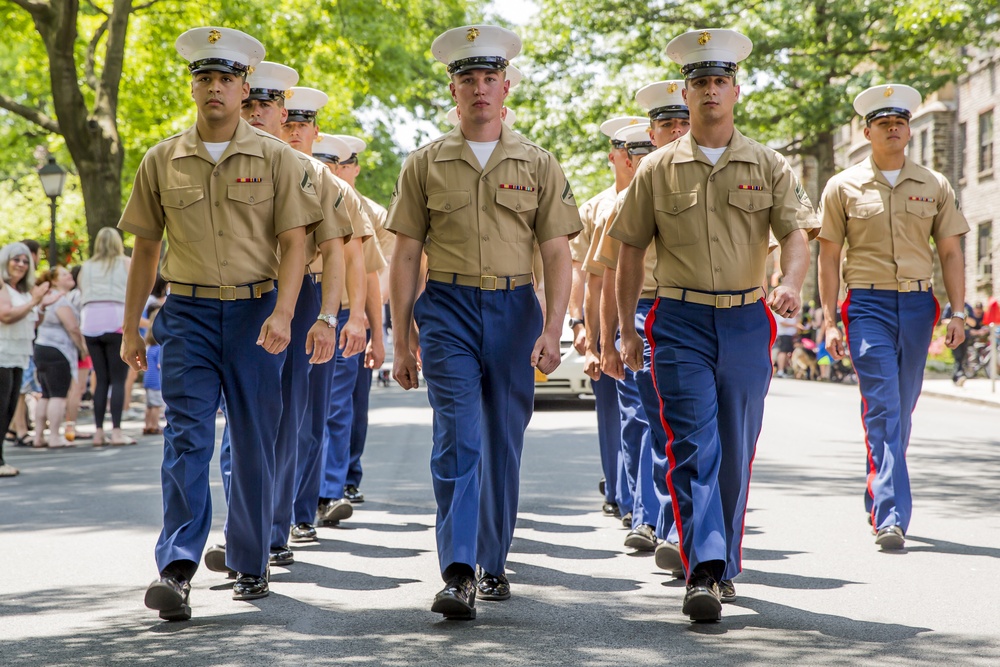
[842,292,877,527]
[736,298,776,565]
[644,299,688,575]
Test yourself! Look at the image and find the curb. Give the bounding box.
[921,390,1000,409]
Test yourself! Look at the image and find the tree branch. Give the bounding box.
[133,0,161,10]
[0,93,61,133]
[85,18,109,91]
[83,0,109,15]
[96,0,133,115]
[8,0,51,15]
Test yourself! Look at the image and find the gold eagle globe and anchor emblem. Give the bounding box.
[698,31,711,45]
[208,29,222,44]
[884,86,894,97]
[667,82,679,93]
[466,27,480,42]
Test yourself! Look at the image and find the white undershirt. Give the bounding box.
[697,145,727,166]
[203,141,230,163]
[467,140,499,170]
[880,169,901,187]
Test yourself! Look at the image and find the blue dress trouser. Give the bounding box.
[646,296,774,582]
[346,328,373,488]
[842,288,938,534]
[592,374,622,505]
[319,309,359,501]
[153,291,283,578]
[617,362,656,528]
[269,275,321,549]
[414,281,542,579]
[291,289,337,524]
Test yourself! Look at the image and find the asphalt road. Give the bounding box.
[1,377,999,666]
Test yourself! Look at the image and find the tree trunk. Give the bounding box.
[77,157,124,252]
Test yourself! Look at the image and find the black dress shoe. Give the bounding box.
[719,579,736,603]
[233,570,269,600]
[317,498,354,525]
[875,525,905,550]
[598,477,606,496]
[290,523,318,542]
[654,541,685,578]
[204,544,236,578]
[602,502,620,517]
[683,571,722,622]
[431,575,477,620]
[269,546,294,567]
[344,485,365,503]
[624,524,657,551]
[621,512,633,529]
[475,566,511,601]
[144,576,191,621]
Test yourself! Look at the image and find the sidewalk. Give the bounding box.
[922,377,1000,407]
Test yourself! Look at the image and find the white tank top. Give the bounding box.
[0,284,37,369]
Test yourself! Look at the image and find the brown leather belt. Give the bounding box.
[168,279,274,301]
[848,280,931,293]
[656,286,765,309]
[427,271,533,291]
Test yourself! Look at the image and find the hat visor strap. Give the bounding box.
[864,108,912,123]
[285,112,317,123]
[682,61,737,79]
[313,153,340,164]
[649,106,690,121]
[627,144,655,156]
[247,89,285,101]
[189,58,249,75]
[447,56,509,75]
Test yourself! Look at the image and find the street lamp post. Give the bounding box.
[37,156,67,268]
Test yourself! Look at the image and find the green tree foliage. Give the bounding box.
[0,0,468,258]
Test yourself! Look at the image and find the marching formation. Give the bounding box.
[111,20,969,626]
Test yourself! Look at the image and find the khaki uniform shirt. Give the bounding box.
[581,192,620,278]
[818,156,969,286]
[609,129,819,292]
[595,190,658,295]
[361,195,394,259]
[571,186,616,265]
[340,235,387,308]
[119,120,323,285]
[300,155,354,264]
[385,125,583,277]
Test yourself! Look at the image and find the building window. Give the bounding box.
[978,222,993,277]
[979,110,994,174]
[919,129,929,166]
[959,123,967,181]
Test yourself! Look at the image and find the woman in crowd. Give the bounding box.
[64,264,93,442]
[0,242,51,476]
[79,228,133,446]
[32,265,89,448]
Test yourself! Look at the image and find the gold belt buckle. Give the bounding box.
[715,294,733,309]
[898,280,912,293]
[480,275,498,291]
[219,285,237,301]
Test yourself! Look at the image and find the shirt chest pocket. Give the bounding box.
[654,192,700,247]
[727,190,773,245]
[904,198,937,239]
[847,198,887,244]
[427,190,472,243]
[228,183,275,239]
[495,189,539,242]
[161,186,207,243]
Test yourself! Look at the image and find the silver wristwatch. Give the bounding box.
[317,313,337,327]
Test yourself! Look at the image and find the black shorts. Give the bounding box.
[33,345,73,399]
[775,335,795,354]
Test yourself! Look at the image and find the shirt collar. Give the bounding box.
[864,155,929,187]
[435,122,529,167]
[670,128,758,167]
[171,119,265,162]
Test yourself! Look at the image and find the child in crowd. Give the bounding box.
[142,307,163,436]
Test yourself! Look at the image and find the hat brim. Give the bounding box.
[247,89,285,101]
[682,62,738,79]
[188,59,249,75]
[448,56,508,75]
[864,108,912,123]
[285,112,317,123]
[649,106,690,121]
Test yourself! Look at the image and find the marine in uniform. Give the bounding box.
[329,134,390,504]
[118,28,323,619]
[574,116,645,518]
[278,95,373,534]
[610,29,818,622]
[204,65,353,575]
[817,84,968,550]
[386,25,581,620]
[594,88,691,561]
[290,132,374,540]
